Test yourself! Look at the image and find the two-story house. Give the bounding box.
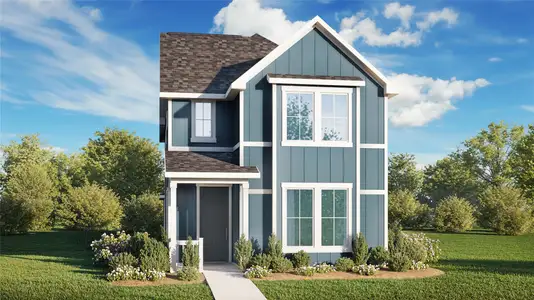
[160,16,396,272]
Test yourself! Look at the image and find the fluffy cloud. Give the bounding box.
[488,57,502,62]
[339,3,459,47]
[388,74,490,126]
[81,7,103,22]
[521,105,534,113]
[0,0,158,123]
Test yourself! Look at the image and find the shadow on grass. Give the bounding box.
[440,259,534,276]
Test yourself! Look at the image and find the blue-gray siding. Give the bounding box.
[361,148,385,190]
[248,194,272,252]
[360,195,385,247]
[244,147,272,189]
[231,184,240,260]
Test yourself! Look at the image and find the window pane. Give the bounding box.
[286,93,313,141]
[202,120,211,137]
[300,218,313,246]
[287,219,299,246]
[322,94,334,117]
[334,190,347,217]
[287,117,300,140]
[334,95,348,118]
[299,116,313,140]
[300,190,313,218]
[287,94,300,117]
[335,118,348,141]
[203,102,211,119]
[322,118,337,141]
[287,190,299,218]
[195,103,204,119]
[195,120,203,137]
[321,190,334,217]
[322,219,333,246]
[334,219,346,246]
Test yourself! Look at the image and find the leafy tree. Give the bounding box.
[388,189,419,226]
[122,193,164,238]
[81,128,164,201]
[388,153,424,196]
[434,196,475,233]
[0,162,55,234]
[510,125,534,201]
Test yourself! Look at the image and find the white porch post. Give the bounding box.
[240,182,250,238]
[167,183,178,273]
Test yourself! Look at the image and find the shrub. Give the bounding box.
[234,234,253,271]
[265,234,283,258]
[122,193,164,239]
[389,190,419,226]
[404,236,427,263]
[0,162,55,234]
[334,257,355,272]
[404,232,441,263]
[176,267,200,281]
[387,227,411,272]
[411,261,428,270]
[129,232,151,257]
[313,263,335,273]
[106,265,165,281]
[139,237,169,272]
[368,246,389,266]
[354,264,378,276]
[352,232,370,265]
[409,204,434,229]
[434,196,475,232]
[90,231,131,264]
[58,184,122,230]
[388,251,412,272]
[292,250,311,268]
[479,186,534,235]
[244,265,271,279]
[294,266,316,276]
[250,253,272,269]
[270,256,293,273]
[182,236,200,268]
[109,252,138,270]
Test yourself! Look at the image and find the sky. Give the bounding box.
[1,0,533,167]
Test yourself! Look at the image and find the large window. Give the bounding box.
[282,86,353,147]
[191,101,216,143]
[282,183,352,252]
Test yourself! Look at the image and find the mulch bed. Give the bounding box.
[111,274,206,286]
[253,268,444,281]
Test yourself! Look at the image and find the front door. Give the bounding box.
[199,187,229,262]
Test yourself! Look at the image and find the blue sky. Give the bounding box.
[1,0,533,167]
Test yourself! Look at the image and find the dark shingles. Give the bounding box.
[165,151,258,173]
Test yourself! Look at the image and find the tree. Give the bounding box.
[81,128,164,201]
[460,122,523,188]
[510,125,534,201]
[122,193,164,238]
[0,162,55,234]
[434,196,475,233]
[388,153,424,196]
[388,189,419,226]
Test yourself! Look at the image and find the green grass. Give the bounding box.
[0,230,213,300]
[255,231,534,300]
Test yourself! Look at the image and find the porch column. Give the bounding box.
[167,183,178,273]
[239,182,250,238]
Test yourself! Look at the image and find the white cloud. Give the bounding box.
[517,38,528,44]
[383,2,415,29]
[317,0,333,4]
[211,0,307,44]
[488,57,502,62]
[81,7,103,22]
[0,0,158,123]
[42,146,67,153]
[388,74,490,126]
[521,105,534,113]
[413,152,446,170]
[416,8,458,30]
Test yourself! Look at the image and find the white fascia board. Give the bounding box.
[267,75,366,87]
[160,92,227,100]
[165,171,261,179]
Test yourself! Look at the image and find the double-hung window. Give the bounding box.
[191,101,216,143]
[282,86,353,147]
[282,183,352,253]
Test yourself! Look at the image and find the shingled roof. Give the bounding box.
[160,32,277,94]
[165,151,258,174]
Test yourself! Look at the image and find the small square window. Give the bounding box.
[191,101,216,143]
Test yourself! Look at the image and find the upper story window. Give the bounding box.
[282,86,353,147]
[191,101,216,143]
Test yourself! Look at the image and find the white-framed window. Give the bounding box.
[281,86,353,147]
[191,101,216,143]
[281,182,353,253]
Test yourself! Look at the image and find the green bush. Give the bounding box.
[0,162,55,234]
[109,252,138,270]
[387,227,411,272]
[404,236,427,263]
[122,193,164,239]
[292,250,311,268]
[58,184,122,230]
[434,196,475,233]
[334,257,355,272]
[182,236,200,268]
[139,238,169,272]
[265,234,283,258]
[250,253,272,268]
[389,190,419,226]
[234,234,253,271]
[129,232,151,257]
[405,232,441,263]
[294,266,316,276]
[352,232,370,265]
[176,267,200,281]
[409,204,434,229]
[270,256,293,273]
[479,186,533,235]
[368,246,389,266]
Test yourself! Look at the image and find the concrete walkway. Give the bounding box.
[203,263,266,300]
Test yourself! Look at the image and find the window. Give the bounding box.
[191,101,216,143]
[282,86,353,147]
[282,183,352,253]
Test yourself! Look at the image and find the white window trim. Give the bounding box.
[191,100,217,144]
[281,182,353,253]
[281,86,353,148]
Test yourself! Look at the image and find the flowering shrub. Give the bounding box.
[313,263,335,274]
[91,231,131,264]
[176,266,200,281]
[354,264,378,276]
[294,266,316,276]
[411,261,428,270]
[334,257,355,272]
[106,265,165,281]
[404,232,441,263]
[244,265,271,279]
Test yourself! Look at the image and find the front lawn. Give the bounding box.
[255,231,534,300]
[0,230,213,300]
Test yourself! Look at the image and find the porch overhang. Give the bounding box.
[165,171,260,179]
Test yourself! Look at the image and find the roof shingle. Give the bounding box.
[165,151,258,173]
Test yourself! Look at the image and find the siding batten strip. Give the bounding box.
[272,84,277,235]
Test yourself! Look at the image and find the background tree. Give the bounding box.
[122,193,164,239]
[510,125,534,201]
[388,190,419,226]
[388,153,424,196]
[81,128,164,201]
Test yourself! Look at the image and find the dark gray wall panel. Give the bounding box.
[177,184,196,240]
[360,195,385,247]
[249,194,272,252]
[231,184,240,261]
[245,147,272,189]
[303,252,347,264]
[361,148,385,190]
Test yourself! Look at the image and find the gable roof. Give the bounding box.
[160,32,277,94]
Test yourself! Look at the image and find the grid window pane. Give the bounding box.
[322,219,334,246]
[321,93,348,141]
[287,190,299,218]
[194,102,212,138]
[334,219,347,245]
[203,102,211,119]
[286,189,314,247]
[322,190,334,217]
[321,189,348,247]
[300,219,313,246]
[195,120,203,137]
[286,93,313,141]
[334,190,347,217]
[287,219,299,246]
[300,190,313,218]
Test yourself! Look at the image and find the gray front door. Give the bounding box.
[199,187,229,262]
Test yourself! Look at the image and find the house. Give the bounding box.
[160,16,396,272]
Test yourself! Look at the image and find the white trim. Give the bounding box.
[384,96,389,248]
[356,87,361,235]
[167,99,173,150]
[272,83,278,235]
[170,179,249,187]
[360,189,387,195]
[228,187,232,262]
[232,142,240,152]
[196,185,200,240]
[160,92,227,100]
[165,171,260,179]
[281,85,353,148]
[190,101,217,144]
[281,182,353,253]
[249,189,273,195]
[242,141,272,147]
[239,184,243,236]
[360,143,386,149]
[167,146,235,152]
[243,183,249,238]
[267,75,366,87]
[239,91,244,166]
